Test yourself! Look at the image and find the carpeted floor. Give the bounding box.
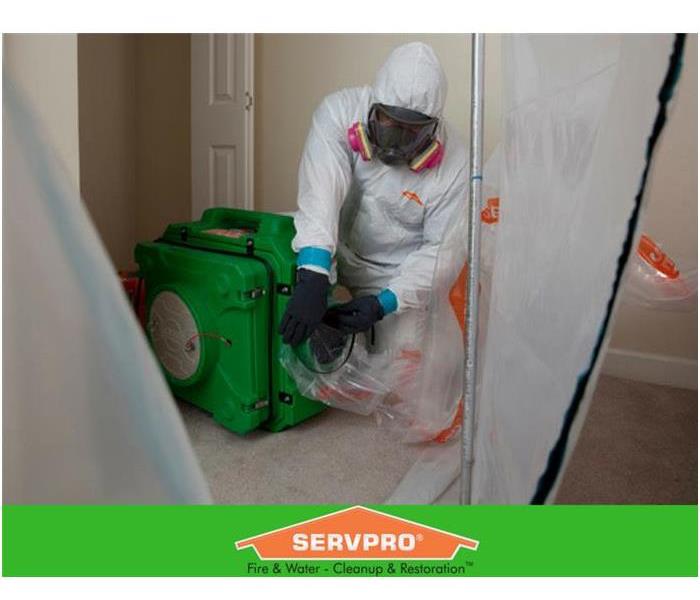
[555,375,697,504]
[178,400,423,504]
[179,374,697,504]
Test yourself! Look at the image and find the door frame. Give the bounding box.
[242,33,255,211]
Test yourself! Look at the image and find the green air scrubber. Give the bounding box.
[135,208,325,435]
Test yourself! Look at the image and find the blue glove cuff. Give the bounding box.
[297,246,332,272]
[377,289,398,315]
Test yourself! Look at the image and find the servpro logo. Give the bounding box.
[292,532,417,552]
[235,506,479,560]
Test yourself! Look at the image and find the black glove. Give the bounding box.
[324,295,385,334]
[309,323,348,365]
[279,269,330,346]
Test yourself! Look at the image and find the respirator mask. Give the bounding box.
[347,103,444,172]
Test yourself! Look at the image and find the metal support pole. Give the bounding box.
[460,33,485,505]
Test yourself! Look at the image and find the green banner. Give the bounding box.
[3,505,697,576]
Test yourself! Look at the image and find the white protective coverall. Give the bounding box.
[293,41,468,355]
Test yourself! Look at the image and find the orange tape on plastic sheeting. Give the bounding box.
[481,197,500,224]
[637,234,680,279]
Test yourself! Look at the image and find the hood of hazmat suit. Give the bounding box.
[284,42,470,443]
[372,41,448,119]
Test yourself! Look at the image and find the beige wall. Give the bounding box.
[134,35,191,243]
[77,34,191,270]
[254,33,502,213]
[78,34,137,270]
[608,33,698,362]
[4,34,80,189]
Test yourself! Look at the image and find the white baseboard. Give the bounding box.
[601,348,698,390]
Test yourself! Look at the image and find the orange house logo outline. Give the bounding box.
[235,505,479,561]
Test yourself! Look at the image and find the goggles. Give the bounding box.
[367,103,439,165]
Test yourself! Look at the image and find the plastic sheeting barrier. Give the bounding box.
[389,34,686,504]
[3,75,211,503]
[474,34,685,503]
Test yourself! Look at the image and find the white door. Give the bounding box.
[191,34,254,217]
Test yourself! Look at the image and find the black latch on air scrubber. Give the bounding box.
[278,392,293,405]
[246,287,266,299]
[180,226,189,242]
[245,237,255,256]
[276,283,292,295]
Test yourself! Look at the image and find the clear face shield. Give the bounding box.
[367,103,439,166]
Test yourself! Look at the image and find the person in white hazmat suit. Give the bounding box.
[280,42,468,392]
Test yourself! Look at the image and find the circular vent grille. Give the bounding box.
[148,290,201,381]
